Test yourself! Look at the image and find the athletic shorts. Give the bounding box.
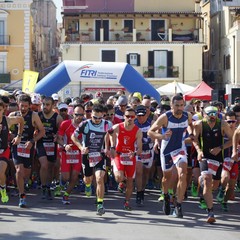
[0,148,10,162]
[82,153,106,177]
[161,149,187,171]
[11,144,34,169]
[61,149,82,173]
[136,149,154,169]
[36,141,57,163]
[113,154,136,178]
[199,159,222,181]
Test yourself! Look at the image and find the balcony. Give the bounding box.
[142,66,179,78]
[0,35,10,45]
[0,73,11,83]
[64,28,201,43]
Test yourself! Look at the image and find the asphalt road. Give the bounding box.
[0,187,239,240]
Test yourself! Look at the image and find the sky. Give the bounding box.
[53,0,63,23]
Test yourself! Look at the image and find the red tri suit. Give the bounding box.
[113,122,139,178]
[58,119,82,173]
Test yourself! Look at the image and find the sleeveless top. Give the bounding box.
[134,117,153,151]
[161,110,188,156]
[0,116,9,150]
[116,122,139,153]
[14,110,34,142]
[75,119,112,153]
[200,118,223,162]
[38,112,58,143]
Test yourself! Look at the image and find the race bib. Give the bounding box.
[207,159,220,175]
[17,143,30,158]
[43,142,55,156]
[88,152,102,167]
[120,153,133,165]
[170,148,186,164]
[223,157,234,171]
[139,150,152,163]
[66,150,80,164]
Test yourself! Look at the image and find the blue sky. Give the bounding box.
[53,0,62,23]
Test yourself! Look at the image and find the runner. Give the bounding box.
[216,111,238,211]
[0,101,24,203]
[134,105,154,205]
[37,96,63,200]
[148,94,193,218]
[110,107,142,210]
[9,94,45,207]
[71,104,112,215]
[193,106,232,223]
[58,104,84,204]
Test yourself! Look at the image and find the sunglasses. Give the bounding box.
[125,115,135,119]
[85,110,92,113]
[107,113,114,116]
[226,120,237,124]
[120,104,127,107]
[207,112,217,117]
[60,109,68,112]
[74,113,84,117]
[93,115,103,120]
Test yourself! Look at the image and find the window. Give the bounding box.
[127,53,140,66]
[148,50,173,78]
[123,20,133,33]
[0,53,7,73]
[102,50,115,62]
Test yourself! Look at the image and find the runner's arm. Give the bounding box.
[147,114,168,140]
[231,126,240,161]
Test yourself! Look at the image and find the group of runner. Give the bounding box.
[0,89,239,223]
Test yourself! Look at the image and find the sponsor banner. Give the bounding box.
[22,70,39,93]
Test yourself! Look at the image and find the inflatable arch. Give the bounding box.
[34,60,161,103]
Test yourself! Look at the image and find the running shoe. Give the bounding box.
[118,182,125,193]
[62,194,70,205]
[0,188,9,203]
[85,185,92,197]
[136,191,142,206]
[124,201,132,211]
[221,202,228,212]
[158,193,164,202]
[172,205,183,218]
[47,188,53,200]
[235,183,240,192]
[206,211,216,224]
[19,197,27,208]
[97,203,105,216]
[199,199,207,210]
[216,187,225,203]
[162,194,171,215]
[54,185,63,197]
[191,181,198,197]
[42,188,47,199]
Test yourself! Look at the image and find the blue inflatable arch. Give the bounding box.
[34,60,160,103]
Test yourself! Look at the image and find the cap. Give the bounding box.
[31,93,41,105]
[15,90,23,96]
[51,93,59,101]
[117,95,128,106]
[133,92,142,101]
[58,102,68,110]
[95,91,103,98]
[204,106,218,114]
[136,105,147,116]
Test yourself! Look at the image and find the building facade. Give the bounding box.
[31,0,58,78]
[0,0,33,86]
[59,0,205,99]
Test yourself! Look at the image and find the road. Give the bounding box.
[0,187,239,240]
